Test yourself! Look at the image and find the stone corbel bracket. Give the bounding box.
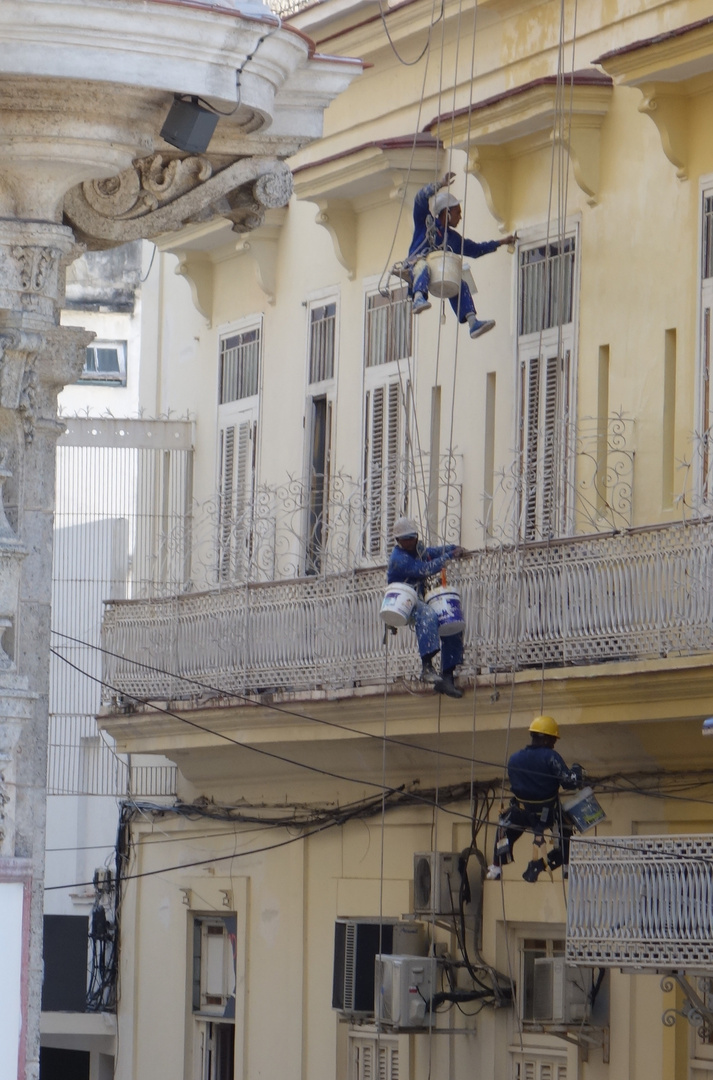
[234,209,288,303]
[64,155,294,246]
[429,72,613,232]
[292,136,444,277]
[595,17,713,182]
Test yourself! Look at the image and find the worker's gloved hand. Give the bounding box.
[570,763,585,786]
[439,171,456,188]
[451,546,466,559]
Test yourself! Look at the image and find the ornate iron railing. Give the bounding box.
[567,835,713,972]
[101,516,713,702]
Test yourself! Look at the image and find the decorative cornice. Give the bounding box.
[293,136,443,275]
[595,18,713,181]
[427,72,613,229]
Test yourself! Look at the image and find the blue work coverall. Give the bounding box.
[387,541,463,670]
[407,181,499,322]
[495,744,580,867]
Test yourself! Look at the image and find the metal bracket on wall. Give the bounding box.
[661,974,713,1032]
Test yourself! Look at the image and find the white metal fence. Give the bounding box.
[101,516,713,702]
[567,835,713,972]
[49,419,190,795]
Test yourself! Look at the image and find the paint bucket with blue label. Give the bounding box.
[380,583,418,627]
[561,787,607,833]
[426,586,465,637]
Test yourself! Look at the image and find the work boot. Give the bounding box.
[420,657,439,684]
[522,858,546,883]
[413,292,432,315]
[547,848,564,871]
[468,317,496,339]
[435,671,463,699]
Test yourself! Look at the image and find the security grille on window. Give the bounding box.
[80,342,127,385]
[309,302,336,384]
[220,327,260,403]
[519,238,575,336]
[518,235,576,540]
[365,286,412,368]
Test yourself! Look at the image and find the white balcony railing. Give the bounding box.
[100,517,713,702]
[567,835,713,972]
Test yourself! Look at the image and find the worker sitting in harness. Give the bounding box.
[488,715,583,883]
[407,171,516,339]
[387,516,466,699]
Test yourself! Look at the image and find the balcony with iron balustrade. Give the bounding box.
[98,515,713,793]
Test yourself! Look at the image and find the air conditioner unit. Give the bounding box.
[413,851,461,916]
[332,919,426,1018]
[375,954,438,1029]
[533,957,589,1024]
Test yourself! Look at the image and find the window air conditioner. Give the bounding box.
[375,954,438,1029]
[533,957,589,1024]
[413,851,461,917]
[332,919,426,1018]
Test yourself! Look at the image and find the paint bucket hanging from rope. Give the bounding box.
[380,583,418,627]
[426,251,462,298]
[561,787,607,833]
[426,585,465,637]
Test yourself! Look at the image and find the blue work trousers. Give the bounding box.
[412,257,476,323]
[411,598,464,670]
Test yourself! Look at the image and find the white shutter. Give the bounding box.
[217,415,256,581]
[520,350,570,540]
[349,1034,400,1080]
[363,378,406,558]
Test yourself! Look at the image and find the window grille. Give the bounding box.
[365,287,412,368]
[308,302,336,384]
[519,238,575,335]
[219,327,260,404]
[703,195,713,281]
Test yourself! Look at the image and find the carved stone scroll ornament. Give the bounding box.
[64,155,294,245]
[0,326,93,441]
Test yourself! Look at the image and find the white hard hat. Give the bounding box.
[393,516,419,539]
[429,190,460,217]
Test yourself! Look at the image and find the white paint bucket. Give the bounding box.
[562,787,607,833]
[426,586,465,637]
[427,251,462,299]
[380,583,418,627]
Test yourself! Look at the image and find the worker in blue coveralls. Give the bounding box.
[387,515,466,699]
[487,715,584,883]
[407,172,516,338]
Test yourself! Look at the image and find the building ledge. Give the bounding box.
[595,17,713,180]
[426,71,612,228]
[292,134,442,275]
[98,653,713,791]
[40,1011,116,1038]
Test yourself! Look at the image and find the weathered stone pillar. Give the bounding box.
[0,220,91,1080]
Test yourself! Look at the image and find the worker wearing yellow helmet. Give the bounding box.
[487,715,583,883]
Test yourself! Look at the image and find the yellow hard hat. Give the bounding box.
[529,715,560,738]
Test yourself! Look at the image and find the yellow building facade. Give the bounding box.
[98,2,713,1078]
